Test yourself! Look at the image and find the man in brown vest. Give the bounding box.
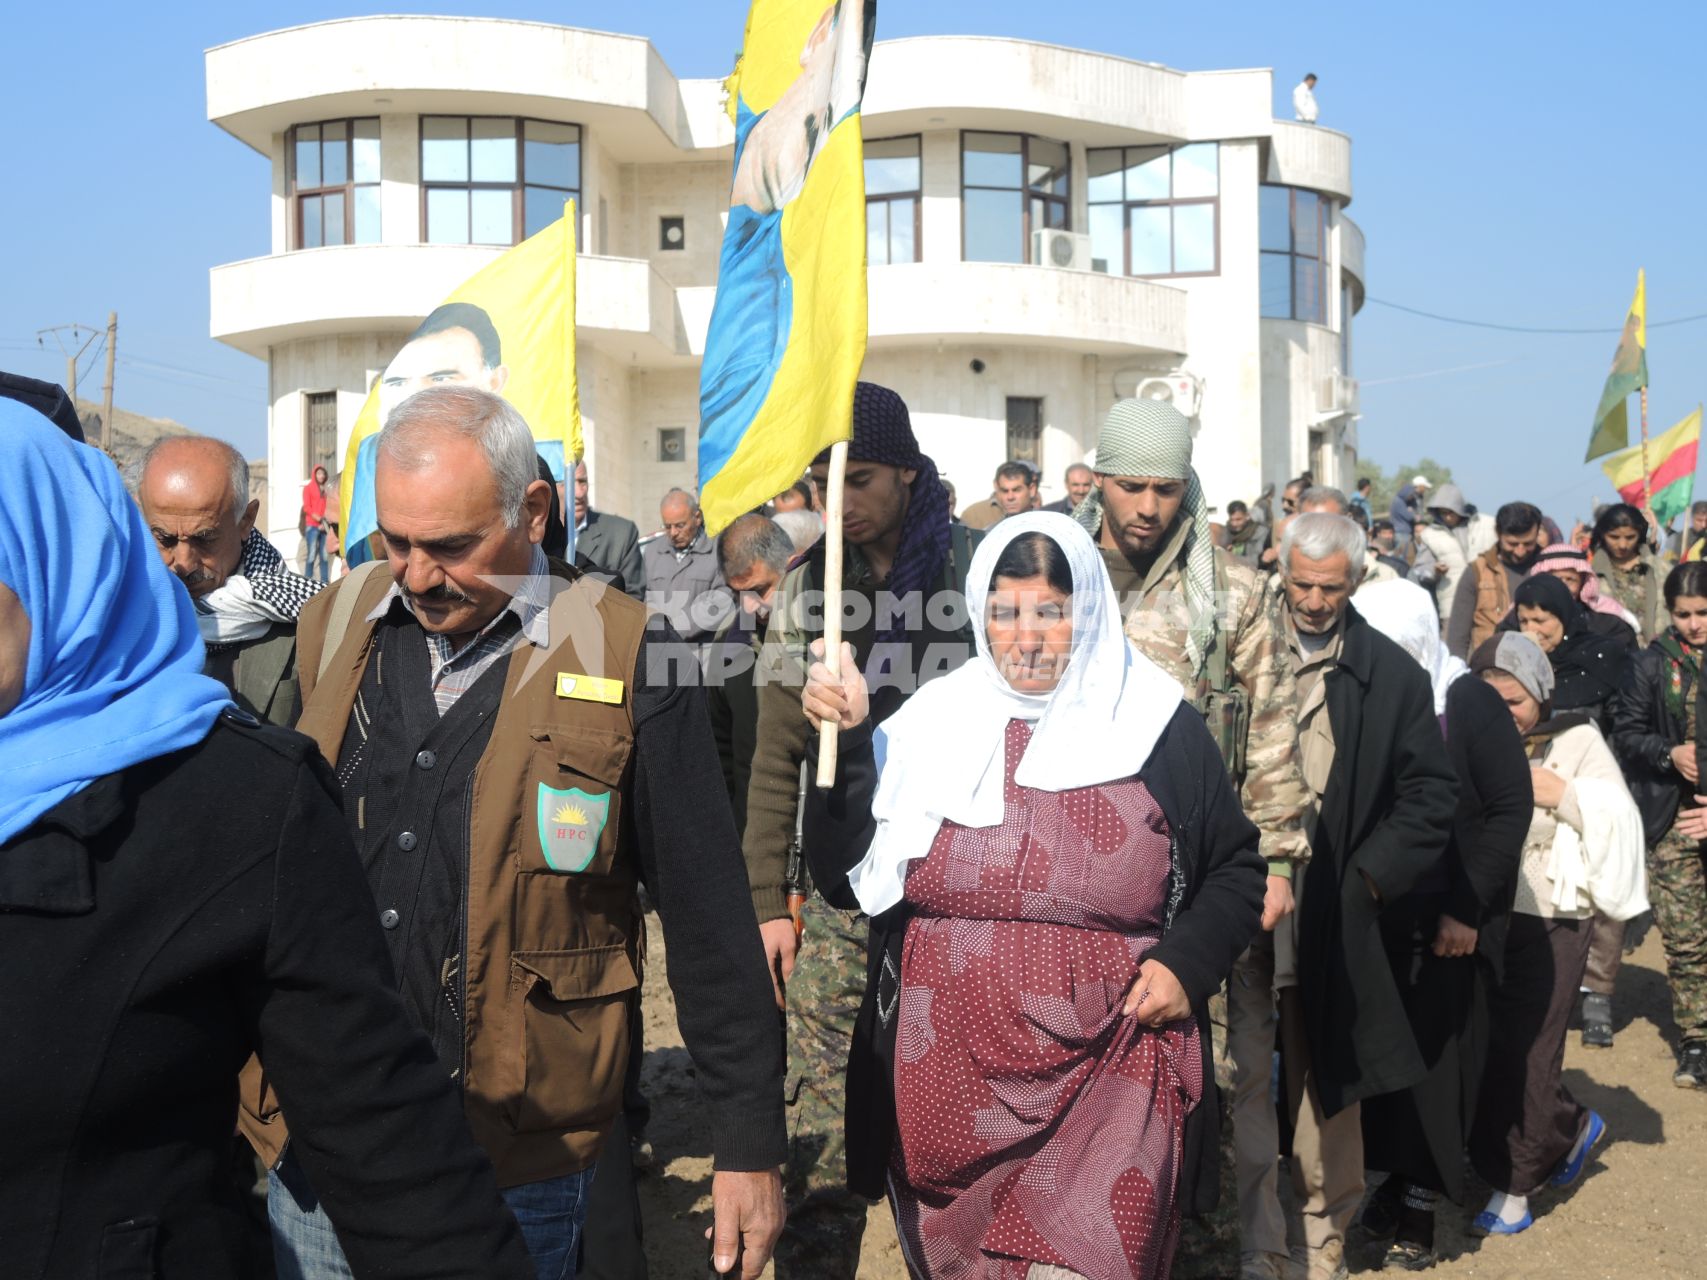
[240,386,785,1279]
[1446,501,1544,659]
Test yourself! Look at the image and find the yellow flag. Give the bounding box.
[340,204,580,546]
[697,1,875,534]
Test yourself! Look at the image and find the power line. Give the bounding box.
[1366,296,1707,335]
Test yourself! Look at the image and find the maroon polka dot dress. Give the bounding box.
[890,719,1201,1280]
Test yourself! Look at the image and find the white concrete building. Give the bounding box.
[206,16,1364,549]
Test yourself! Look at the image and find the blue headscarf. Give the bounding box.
[0,400,230,845]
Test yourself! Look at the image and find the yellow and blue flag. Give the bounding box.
[340,203,581,549]
[697,0,876,535]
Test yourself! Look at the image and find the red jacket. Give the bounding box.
[301,479,327,529]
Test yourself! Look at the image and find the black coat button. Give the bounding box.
[416,750,437,770]
[396,831,418,852]
[379,909,400,930]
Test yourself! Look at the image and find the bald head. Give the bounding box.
[660,487,702,550]
[128,435,257,597]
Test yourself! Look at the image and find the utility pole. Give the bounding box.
[100,312,117,453]
[36,322,105,444]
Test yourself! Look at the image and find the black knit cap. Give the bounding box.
[815,381,950,643]
[815,381,922,468]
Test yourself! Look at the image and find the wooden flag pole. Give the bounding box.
[816,440,849,789]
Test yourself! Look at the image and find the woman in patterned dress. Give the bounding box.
[801,513,1265,1280]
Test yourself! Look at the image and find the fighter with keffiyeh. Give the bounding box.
[1071,399,1316,1276]
[127,435,324,727]
[740,381,981,1277]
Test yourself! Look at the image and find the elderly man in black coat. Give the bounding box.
[1270,513,1458,1280]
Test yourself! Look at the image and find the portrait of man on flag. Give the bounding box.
[340,205,581,555]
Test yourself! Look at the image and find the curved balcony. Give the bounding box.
[864,37,1271,147]
[1341,214,1367,307]
[1268,121,1353,203]
[206,16,729,160]
[209,245,686,362]
[866,261,1186,356]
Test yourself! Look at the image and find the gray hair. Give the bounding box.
[1298,485,1348,514]
[124,434,250,520]
[718,513,796,579]
[771,508,824,557]
[377,386,537,529]
[1279,512,1368,580]
[660,487,700,515]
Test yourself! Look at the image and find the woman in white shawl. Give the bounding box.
[1464,631,1648,1239]
[798,513,1265,1280]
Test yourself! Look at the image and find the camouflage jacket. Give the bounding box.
[1104,519,1310,873]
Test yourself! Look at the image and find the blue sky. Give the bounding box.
[3,1,1704,526]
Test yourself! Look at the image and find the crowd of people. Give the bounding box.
[2,362,1704,1280]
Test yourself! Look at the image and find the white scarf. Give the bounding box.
[848,512,1184,916]
[195,575,299,646]
[1351,578,1468,715]
[193,530,323,647]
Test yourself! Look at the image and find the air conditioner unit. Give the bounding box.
[1315,373,1359,417]
[1135,371,1203,420]
[1032,229,1092,271]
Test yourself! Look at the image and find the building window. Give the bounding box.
[1260,185,1327,323]
[866,135,920,265]
[961,132,1070,264]
[1085,143,1218,278]
[290,119,381,249]
[659,216,685,251]
[304,391,338,477]
[1005,397,1043,465]
[420,116,581,247]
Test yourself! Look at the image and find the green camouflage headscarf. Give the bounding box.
[1073,398,1216,669]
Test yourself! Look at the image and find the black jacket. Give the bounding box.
[0,714,531,1279]
[804,703,1265,1215]
[1441,676,1533,978]
[1611,642,1704,844]
[1298,606,1459,1116]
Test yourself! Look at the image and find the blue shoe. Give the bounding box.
[1470,1209,1532,1236]
[1550,1109,1607,1188]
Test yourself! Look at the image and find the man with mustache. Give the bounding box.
[129,434,322,727]
[1447,501,1546,659]
[241,385,786,1279]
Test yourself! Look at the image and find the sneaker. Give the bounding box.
[1470,1208,1532,1237]
[1549,1109,1607,1188]
[1581,992,1614,1048]
[1676,1042,1707,1088]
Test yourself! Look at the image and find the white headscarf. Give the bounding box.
[1350,578,1468,714]
[847,512,1184,916]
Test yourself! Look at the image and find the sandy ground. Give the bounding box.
[634,924,1704,1279]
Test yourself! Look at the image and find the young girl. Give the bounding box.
[1610,561,1707,1087]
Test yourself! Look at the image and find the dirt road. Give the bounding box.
[634,926,1704,1278]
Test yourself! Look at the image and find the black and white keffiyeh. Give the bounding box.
[195,529,324,648]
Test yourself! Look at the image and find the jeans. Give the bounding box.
[269,1147,595,1280]
[303,525,327,582]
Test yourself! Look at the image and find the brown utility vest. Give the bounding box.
[1469,546,1512,654]
[238,563,649,1188]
